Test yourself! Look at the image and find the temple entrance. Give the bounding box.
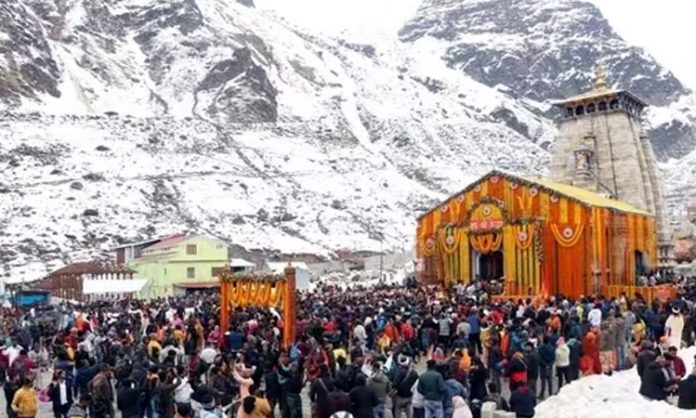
[635,250,647,277]
[477,251,504,281]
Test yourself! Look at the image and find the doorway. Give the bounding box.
[635,250,647,277]
[478,251,504,281]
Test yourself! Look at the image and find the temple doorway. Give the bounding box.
[635,250,647,277]
[477,251,504,281]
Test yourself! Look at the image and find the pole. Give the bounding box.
[283,264,297,349]
[380,240,383,281]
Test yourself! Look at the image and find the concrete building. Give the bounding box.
[129,235,229,297]
[550,65,672,270]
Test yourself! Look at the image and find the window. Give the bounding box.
[212,267,225,277]
[186,244,197,255]
[598,101,607,111]
[575,105,585,116]
[586,103,596,113]
[187,267,195,279]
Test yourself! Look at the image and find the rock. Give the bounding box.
[82,173,105,181]
[70,181,84,190]
[256,208,269,222]
[232,215,246,225]
[237,0,254,7]
[331,199,346,210]
[82,209,99,217]
[95,145,110,151]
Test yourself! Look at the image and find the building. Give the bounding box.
[550,65,672,269]
[265,261,312,291]
[113,236,173,264]
[129,235,229,297]
[36,261,137,301]
[230,258,256,274]
[415,171,657,298]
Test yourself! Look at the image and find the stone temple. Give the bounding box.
[550,65,672,269]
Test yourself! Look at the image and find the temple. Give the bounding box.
[415,171,657,297]
[549,65,671,269]
[415,65,672,297]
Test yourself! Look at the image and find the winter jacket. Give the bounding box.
[367,373,391,404]
[507,353,528,387]
[599,321,616,351]
[525,350,539,380]
[117,385,142,418]
[509,385,536,418]
[636,349,656,378]
[48,381,74,412]
[452,396,473,418]
[554,343,570,368]
[11,386,38,418]
[639,362,669,401]
[672,356,686,378]
[417,369,446,401]
[538,343,555,368]
[467,313,481,335]
[614,317,628,346]
[678,374,696,409]
[392,367,418,398]
[350,385,379,418]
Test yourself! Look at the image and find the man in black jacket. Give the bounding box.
[116,379,142,418]
[639,357,677,401]
[523,343,539,397]
[392,360,419,418]
[678,364,696,410]
[509,383,536,418]
[636,341,656,379]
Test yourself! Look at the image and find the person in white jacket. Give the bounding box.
[665,307,684,349]
[555,337,571,390]
[588,305,602,328]
[451,396,473,418]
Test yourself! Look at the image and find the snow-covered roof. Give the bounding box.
[266,261,309,273]
[230,258,255,268]
[82,278,148,294]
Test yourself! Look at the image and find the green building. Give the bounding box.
[127,234,229,297]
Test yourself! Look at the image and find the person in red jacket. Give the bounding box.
[506,351,528,390]
[668,346,686,378]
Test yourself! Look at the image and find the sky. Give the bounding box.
[255,0,696,90]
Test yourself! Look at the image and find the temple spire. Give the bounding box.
[593,62,608,92]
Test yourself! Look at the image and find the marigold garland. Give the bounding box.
[550,223,585,247]
[513,224,535,251]
[438,226,461,255]
[470,233,502,254]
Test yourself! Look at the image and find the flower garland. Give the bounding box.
[438,226,461,255]
[470,233,502,254]
[421,235,437,257]
[513,224,535,251]
[550,223,585,247]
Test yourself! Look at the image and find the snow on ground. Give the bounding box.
[536,346,696,418]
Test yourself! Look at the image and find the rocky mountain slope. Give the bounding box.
[0,0,694,281]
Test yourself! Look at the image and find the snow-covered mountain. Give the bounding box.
[0,0,693,281]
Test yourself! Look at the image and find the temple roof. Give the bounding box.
[550,64,647,106]
[417,170,650,220]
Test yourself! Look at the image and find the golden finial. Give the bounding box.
[594,62,608,92]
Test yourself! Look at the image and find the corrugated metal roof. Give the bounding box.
[230,258,255,267]
[50,261,136,276]
[83,278,148,294]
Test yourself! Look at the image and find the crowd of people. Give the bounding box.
[1,278,696,418]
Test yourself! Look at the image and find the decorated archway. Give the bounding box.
[219,264,297,348]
